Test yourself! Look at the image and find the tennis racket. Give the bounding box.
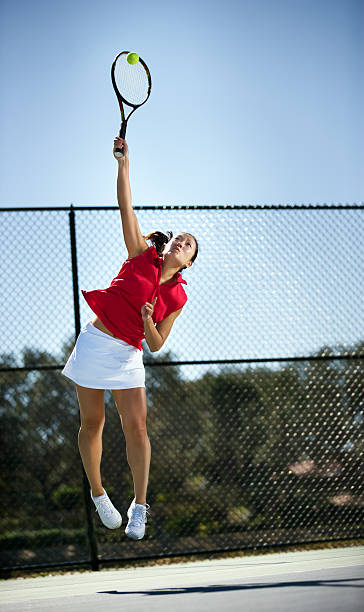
[111,51,152,157]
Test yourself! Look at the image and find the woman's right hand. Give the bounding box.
[113,137,129,160]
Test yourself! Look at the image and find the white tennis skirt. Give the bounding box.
[61,322,145,390]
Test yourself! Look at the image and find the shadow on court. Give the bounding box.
[99,576,364,596]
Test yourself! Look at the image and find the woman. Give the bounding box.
[62,137,198,541]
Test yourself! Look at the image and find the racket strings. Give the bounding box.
[114,55,150,106]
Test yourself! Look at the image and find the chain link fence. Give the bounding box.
[0,204,363,572]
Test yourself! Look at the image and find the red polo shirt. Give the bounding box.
[81,246,187,350]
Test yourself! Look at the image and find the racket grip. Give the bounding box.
[115,122,127,157]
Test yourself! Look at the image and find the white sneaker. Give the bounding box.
[91,489,122,529]
[125,498,150,540]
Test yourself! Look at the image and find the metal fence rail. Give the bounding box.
[0,204,363,572]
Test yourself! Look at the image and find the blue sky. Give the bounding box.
[0,0,363,372]
[0,0,363,207]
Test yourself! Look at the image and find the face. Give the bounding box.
[165,233,197,269]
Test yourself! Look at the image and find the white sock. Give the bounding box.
[92,490,106,501]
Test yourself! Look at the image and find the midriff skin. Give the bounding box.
[91,316,117,337]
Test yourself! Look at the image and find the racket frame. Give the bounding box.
[111,51,152,155]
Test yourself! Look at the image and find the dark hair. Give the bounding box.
[145,230,198,270]
[144,230,173,257]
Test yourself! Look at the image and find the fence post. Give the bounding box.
[69,204,99,571]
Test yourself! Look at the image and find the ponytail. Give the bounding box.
[144,230,173,257]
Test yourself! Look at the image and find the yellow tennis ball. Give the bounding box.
[127,52,139,65]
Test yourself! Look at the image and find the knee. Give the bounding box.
[79,416,105,433]
[125,418,148,442]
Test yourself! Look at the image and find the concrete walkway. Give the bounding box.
[1,546,363,611]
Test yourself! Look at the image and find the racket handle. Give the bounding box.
[115,122,127,158]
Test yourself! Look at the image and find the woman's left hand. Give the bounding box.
[141,296,157,322]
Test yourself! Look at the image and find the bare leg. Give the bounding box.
[76,384,106,498]
[112,387,150,505]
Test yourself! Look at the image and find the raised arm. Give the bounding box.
[113,137,148,258]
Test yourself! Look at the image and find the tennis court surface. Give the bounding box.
[1,546,363,611]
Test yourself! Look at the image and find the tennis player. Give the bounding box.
[62,137,198,540]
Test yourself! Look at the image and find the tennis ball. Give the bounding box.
[127,52,139,65]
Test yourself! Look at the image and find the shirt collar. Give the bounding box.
[175,272,187,285]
